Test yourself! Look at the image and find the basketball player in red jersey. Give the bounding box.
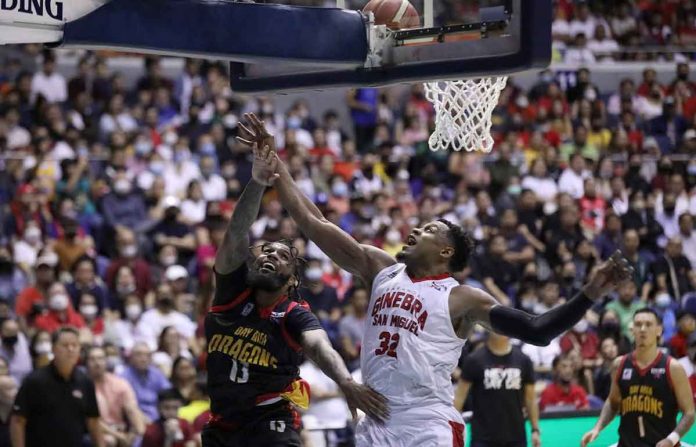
[582,308,694,447]
[239,113,633,447]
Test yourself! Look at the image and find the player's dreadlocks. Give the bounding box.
[437,218,475,272]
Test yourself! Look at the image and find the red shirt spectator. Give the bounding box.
[539,381,589,411]
[560,329,600,361]
[142,418,194,447]
[689,374,696,405]
[539,355,590,411]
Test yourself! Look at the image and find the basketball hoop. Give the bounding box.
[424,76,507,152]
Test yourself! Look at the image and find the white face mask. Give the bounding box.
[655,293,672,308]
[385,230,401,244]
[305,267,323,282]
[24,228,41,244]
[35,341,52,355]
[574,319,589,333]
[121,245,137,258]
[80,304,98,318]
[49,294,69,311]
[114,179,131,195]
[161,255,177,267]
[125,303,142,320]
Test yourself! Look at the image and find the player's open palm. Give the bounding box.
[341,381,390,424]
[580,428,599,447]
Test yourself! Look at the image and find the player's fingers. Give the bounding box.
[237,122,255,139]
[236,136,254,147]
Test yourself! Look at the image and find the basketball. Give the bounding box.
[362,0,420,30]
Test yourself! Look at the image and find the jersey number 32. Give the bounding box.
[375,331,400,358]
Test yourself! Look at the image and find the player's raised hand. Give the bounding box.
[340,380,389,424]
[582,251,634,300]
[237,113,279,186]
[580,428,599,447]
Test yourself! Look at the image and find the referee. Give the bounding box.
[10,326,104,447]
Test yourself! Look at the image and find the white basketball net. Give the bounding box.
[424,76,508,152]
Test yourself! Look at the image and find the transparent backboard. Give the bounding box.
[229,0,551,93]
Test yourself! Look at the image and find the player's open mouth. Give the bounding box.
[406,235,417,246]
[260,262,276,272]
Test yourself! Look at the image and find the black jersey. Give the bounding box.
[617,351,679,447]
[206,265,322,422]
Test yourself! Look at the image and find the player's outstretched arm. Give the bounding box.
[238,113,395,282]
[300,329,389,423]
[656,360,695,447]
[452,252,633,346]
[581,356,623,446]
[214,119,280,275]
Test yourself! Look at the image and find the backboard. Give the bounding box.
[229,0,551,93]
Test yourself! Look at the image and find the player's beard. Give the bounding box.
[248,268,291,292]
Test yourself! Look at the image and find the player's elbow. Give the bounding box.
[524,335,552,347]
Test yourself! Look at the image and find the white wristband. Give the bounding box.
[667,432,680,445]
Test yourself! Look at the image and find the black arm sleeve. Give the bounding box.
[213,265,249,307]
[489,292,593,347]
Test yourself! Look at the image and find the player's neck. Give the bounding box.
[255,289,287,308]
[487,340,512,356]
[405,263,448,280]
[634,345,659,366]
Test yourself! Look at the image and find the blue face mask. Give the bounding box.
[174,150,191,163]
[150,161,165,175]
[200,143,216,156]
[287,117,301,129]
[135,141,153,156]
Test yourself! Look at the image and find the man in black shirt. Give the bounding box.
[10,326,103,447]
[202,138,387,447]
[455,332,541,447]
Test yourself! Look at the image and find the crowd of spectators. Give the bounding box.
[0,22,695,445]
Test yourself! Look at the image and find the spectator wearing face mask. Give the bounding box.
[78,292,104,344]
[593,337,619,401]
[32,282,85,333]
[0,319,31,383]
[560,318,600,371]
[597,309,632,355]
[52,218,89,272]
[0,246,27,309]
[103,294,147,354]
[29,330,52,370]
[66,255,109,312]
[298,259,341,323]
[652,291,678,343]
[105,228,152,297]
[101,172,148,233]
[136,284,196,352]
[198,155,226,202]
[12,222,44,271]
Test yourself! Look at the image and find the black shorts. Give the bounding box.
[201,403,302,447]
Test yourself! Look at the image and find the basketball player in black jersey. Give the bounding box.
[201,145,388,447]
[582,308,695,447]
